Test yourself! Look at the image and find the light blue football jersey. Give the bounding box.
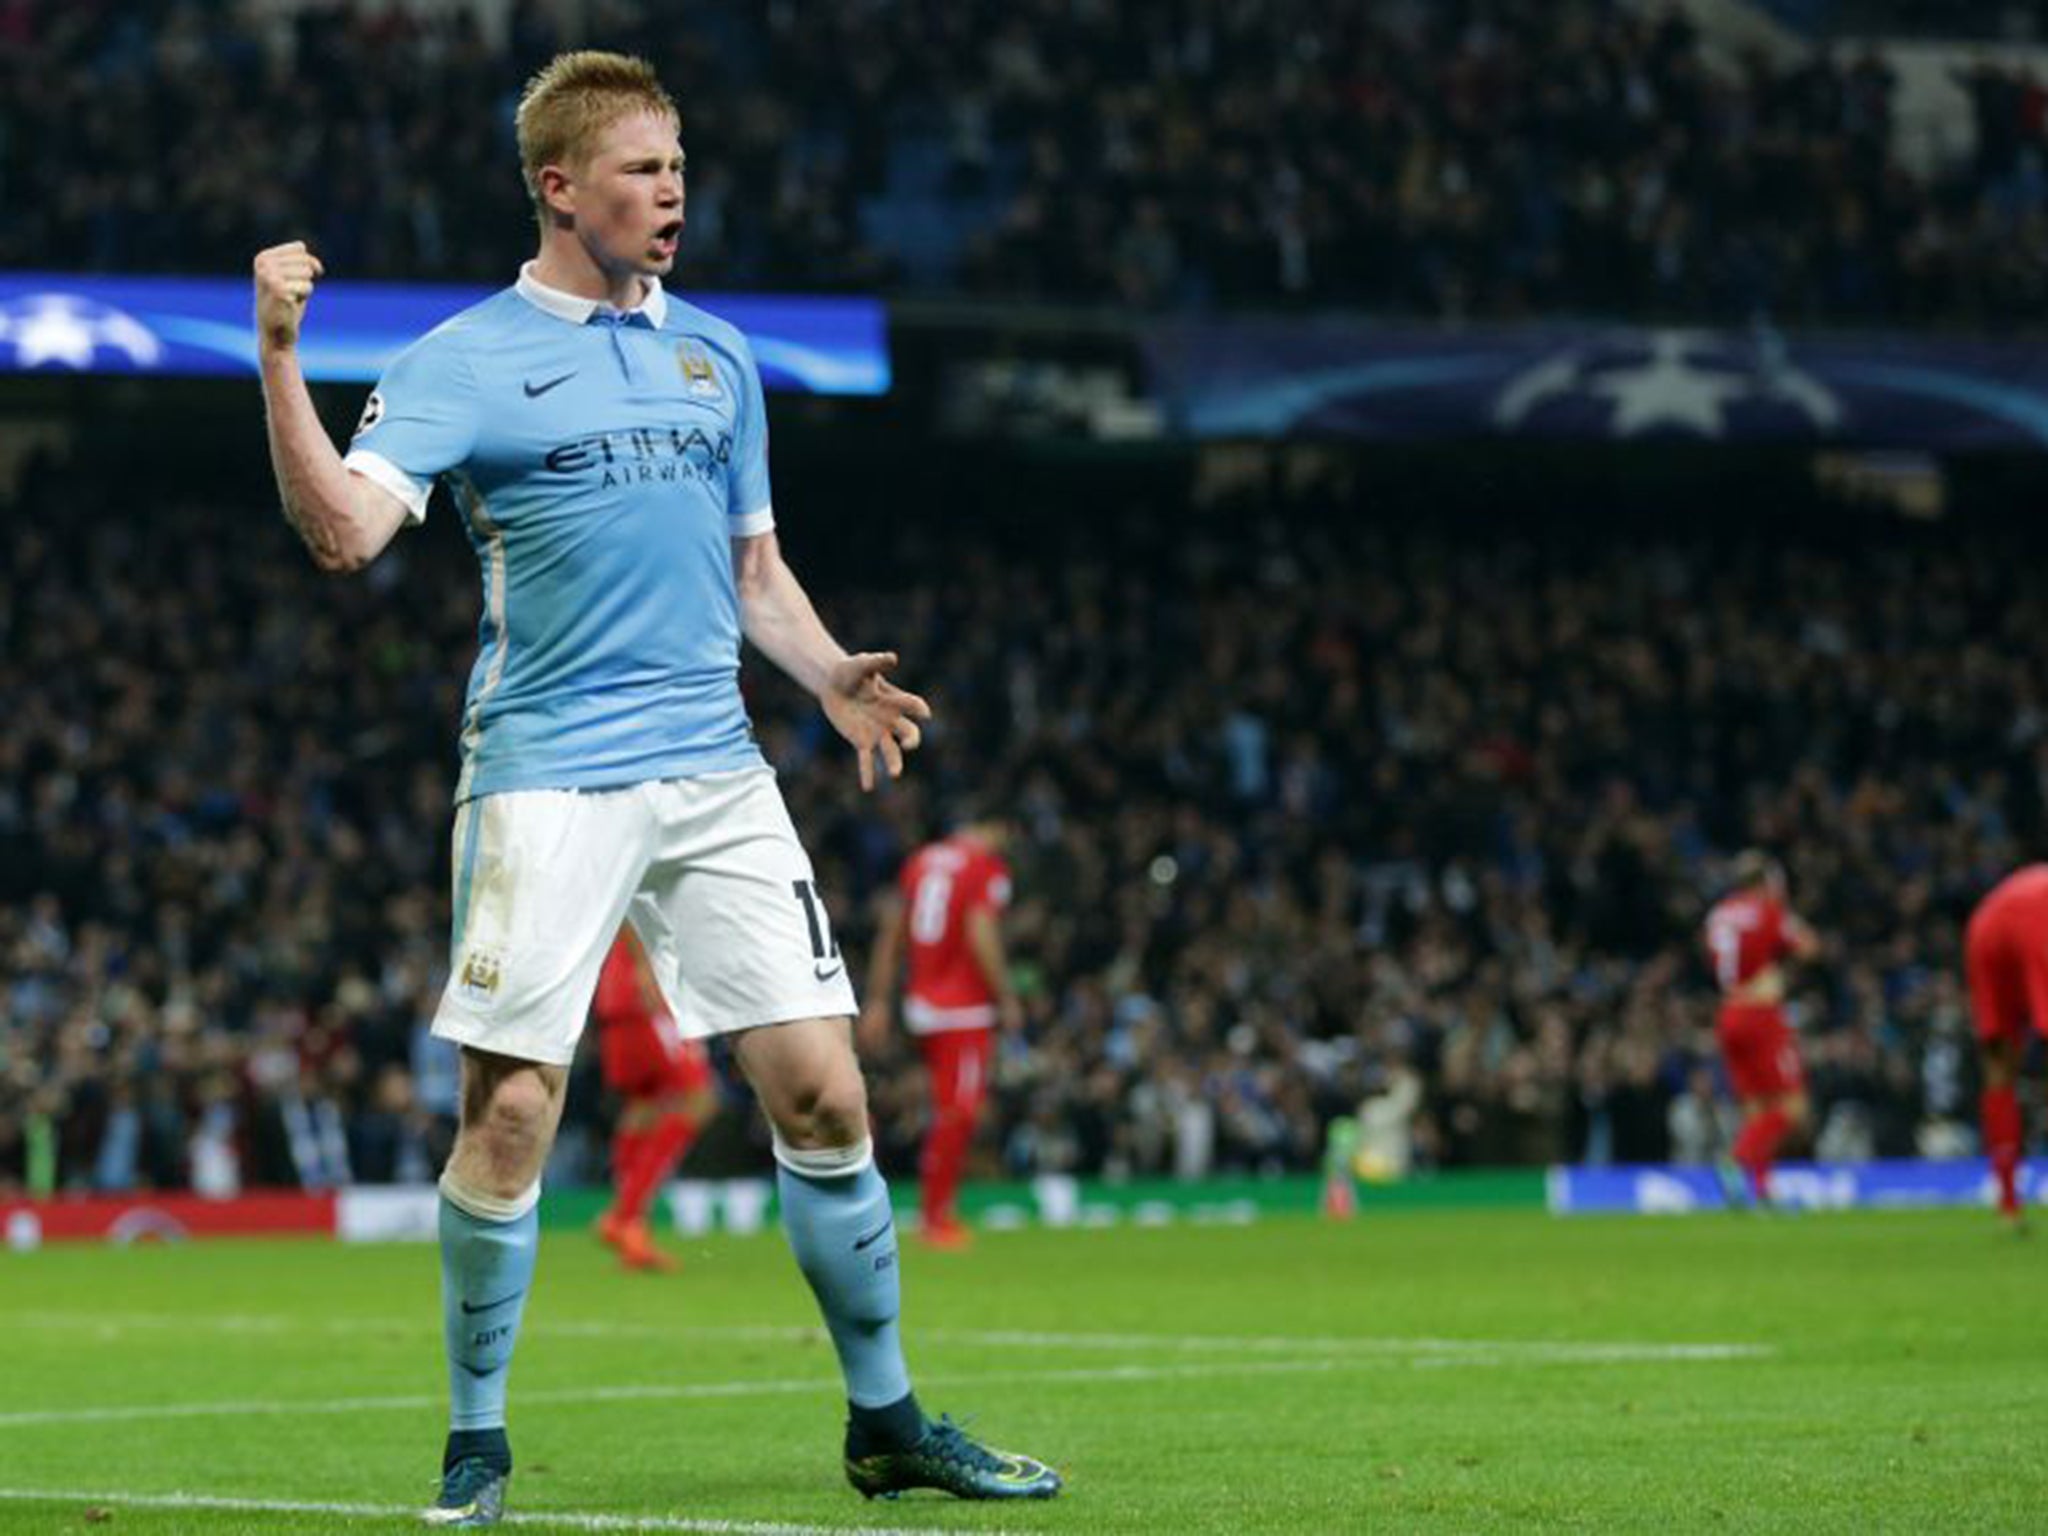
[344,266,771,802]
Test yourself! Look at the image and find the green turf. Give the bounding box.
[1,1208,2042,1533]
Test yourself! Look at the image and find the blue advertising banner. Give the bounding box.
[1548,1158,2048,1215]
[0,273,889,395]
[1148,321,2048,449]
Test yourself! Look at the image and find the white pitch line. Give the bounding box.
[5,1311,829,1345]
[914,1328,1770,1361]
[0,1360,1339,1428]
[0,1344,1767,1431]
[6,1309,1770,1363]
[0,1487,926,1535]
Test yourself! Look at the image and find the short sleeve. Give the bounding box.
[727,336,774,536]
[341,329,480,525]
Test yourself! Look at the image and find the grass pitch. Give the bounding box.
[1,1207,2041,1533]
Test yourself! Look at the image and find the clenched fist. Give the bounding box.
[253,240,325,353]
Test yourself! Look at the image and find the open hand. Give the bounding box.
[821,651,932,791]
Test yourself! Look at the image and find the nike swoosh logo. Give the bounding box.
[814,962,845,982]
[460,1290,523,1315]
[522,371,576,398]
[457,1364,495,1380]
[853,1219,893,1252]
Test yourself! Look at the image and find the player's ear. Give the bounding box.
[536,163,577,224]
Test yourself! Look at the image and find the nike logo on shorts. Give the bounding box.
[523,371,576,397]
[814,961,845,982]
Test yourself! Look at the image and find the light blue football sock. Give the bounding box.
[777,1154,913,1410]
[439,1184,540,1432]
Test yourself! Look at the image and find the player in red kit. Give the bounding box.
[861,812,1021,1249]
[1702,851,1821,1205]
[1963,864,2048,1229]
[591,928,718,1271]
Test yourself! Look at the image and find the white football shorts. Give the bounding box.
[431,767,857,1065]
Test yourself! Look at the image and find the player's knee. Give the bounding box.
[781,1073,868,1149]
[815,1082,870,1148]
[467,1067,555,1148]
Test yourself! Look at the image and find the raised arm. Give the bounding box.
[254,241,410,573]
[733,529,932,790]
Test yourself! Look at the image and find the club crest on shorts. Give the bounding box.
[457,947,505,1005]
[676,341,722,399]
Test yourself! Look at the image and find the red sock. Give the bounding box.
[616,1111,698,1225]
[920,1105,977,1229]
[1982,1085,2023,1217]
[1734,1108,1791,1201]
[610,1124,648,1192]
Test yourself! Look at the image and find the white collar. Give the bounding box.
[515,261,668,328]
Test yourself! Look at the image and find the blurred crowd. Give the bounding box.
[3,0,2046,325]
[1762,2,2048,43]
[1,442,2040,1198]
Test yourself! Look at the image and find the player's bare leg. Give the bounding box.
[449,1049,569,1195]
[735,1017,1060,1501]
[1979,1036,2026,1231]
[426,1049,568,1527]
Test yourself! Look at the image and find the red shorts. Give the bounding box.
[1965,903,2048,1046]
[1717,1003,1804,1099]
[600,1017,713,1100]
[919,1027,994,1118]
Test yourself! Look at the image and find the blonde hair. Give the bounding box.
[515,51,679,220]
[1731,849,1781,892]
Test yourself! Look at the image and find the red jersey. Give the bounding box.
[899,834,1011,1034]
[1965,864,2048,1045]
[1974,863,2048,932]
[1703,891,1796,995]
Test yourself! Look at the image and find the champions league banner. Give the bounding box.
[1548,1158,2048,1215]
[0,273,890,396]
[1148,321,2048,449]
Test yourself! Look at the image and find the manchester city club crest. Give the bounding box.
[456,946,504,1005]
[676,340,722,399]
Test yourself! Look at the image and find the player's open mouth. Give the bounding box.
[651,220,682,255]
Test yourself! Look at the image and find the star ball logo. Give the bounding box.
[0,293,164,371]
[1493,330,1844,440]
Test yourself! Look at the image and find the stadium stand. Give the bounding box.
[1,1,2043,323]
[1,0,2042,1200]
[0,434,2033,1193]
